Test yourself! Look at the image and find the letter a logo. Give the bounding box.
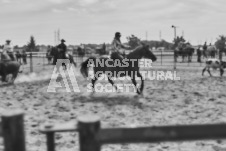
[47,59,80,92]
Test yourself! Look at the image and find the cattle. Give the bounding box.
[0,61,21,83]
[202,58,226,76]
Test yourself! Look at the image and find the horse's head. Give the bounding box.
[141,44,157,62]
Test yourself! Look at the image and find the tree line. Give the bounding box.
[1,34,225,55]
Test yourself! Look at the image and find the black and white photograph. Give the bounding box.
[0,0,226,151]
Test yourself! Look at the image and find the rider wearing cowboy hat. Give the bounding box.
[57,39,67,59]
[111,32,130,60]
[3,39,16,61]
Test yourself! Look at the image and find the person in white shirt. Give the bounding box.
[3,40,15,61]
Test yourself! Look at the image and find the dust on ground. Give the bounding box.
[0,67,226,151]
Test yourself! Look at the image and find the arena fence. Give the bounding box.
[39,114,226,151]
[20,52,93,73]
[0,110,26,151]
[13,50,225,73]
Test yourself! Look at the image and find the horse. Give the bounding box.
[204,45,218,58]
[174,43,194,62]
[0,52,21,83]
[80,44,157,95]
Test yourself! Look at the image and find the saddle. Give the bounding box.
[110,52,127,76]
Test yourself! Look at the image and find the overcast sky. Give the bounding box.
[0,0,225,46]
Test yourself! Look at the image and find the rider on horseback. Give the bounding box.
[57,39,67,59]
[2,40,16,61]
[111,32,130,61]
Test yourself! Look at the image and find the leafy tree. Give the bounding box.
[27,35,37,52]
[173,36,186,49]
[142,40,173,50]
[126,35,141,49]
[14,45,19,49]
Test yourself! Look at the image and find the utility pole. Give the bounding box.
[172,25,178,39]
[54,30,56,46]
[159,30,162,41]
[145,31,148,41]
[172,25,178,70]
[57,29,60,45]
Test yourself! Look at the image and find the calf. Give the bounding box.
[202,58,226,76]
[0,61,21,83]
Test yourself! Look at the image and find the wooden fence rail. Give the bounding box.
[39,115,226,151]
[0,110,26,151]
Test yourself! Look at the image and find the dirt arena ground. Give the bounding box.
[0,66,226,151]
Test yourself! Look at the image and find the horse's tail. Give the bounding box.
[80,57,96,78]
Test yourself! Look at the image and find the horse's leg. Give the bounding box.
[70,56,77,67]
[207,68,212,76]
[107,77,118,92]
[90,69,102,93]
[11,72,18,84]
[91,77,97,93]
[220,67,224,77]
[202,67,206,76]
[131,72,140,94]
[62,63,67,70]
[137,71,144,95]
[2,74,7,82]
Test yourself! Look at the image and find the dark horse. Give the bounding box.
[174,44,194,62]
[0,53,21,83]
[50,47,77,68]
[80,44,157,95]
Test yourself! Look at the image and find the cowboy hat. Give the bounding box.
[115,32,121,37]
[61,39,66,42]
[6,40,11,42]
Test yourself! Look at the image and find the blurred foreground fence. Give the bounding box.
[2,111,226,151]
[39,114,226,151]
[8,51,226,73]
[0,110,26,151]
